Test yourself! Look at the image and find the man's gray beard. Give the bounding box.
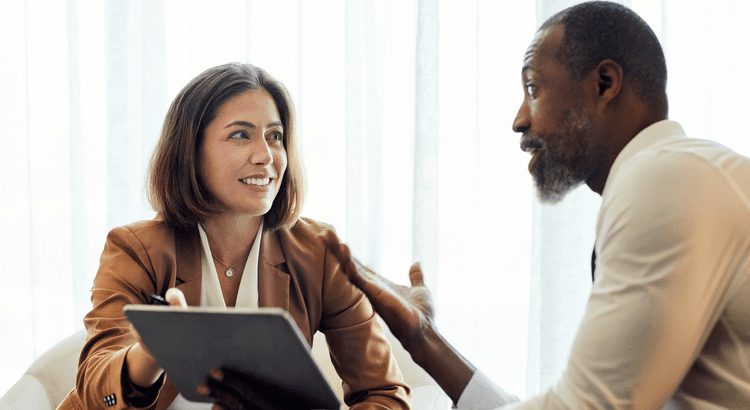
[534,165,587,204]
[532,106,596,204]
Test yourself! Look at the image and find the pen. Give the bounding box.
[150,294,169,306]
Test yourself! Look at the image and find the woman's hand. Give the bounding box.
[125,288,188,388]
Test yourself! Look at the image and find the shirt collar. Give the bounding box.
[601,120,686,199]
[197,221,264,308]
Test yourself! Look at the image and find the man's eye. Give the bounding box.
[525,84,537,96]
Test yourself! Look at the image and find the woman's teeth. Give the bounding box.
[241,178,270,186]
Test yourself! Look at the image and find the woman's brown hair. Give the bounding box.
[147,63,306,231]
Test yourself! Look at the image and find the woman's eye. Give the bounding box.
[268,132,283,142]
[229,131,249,140]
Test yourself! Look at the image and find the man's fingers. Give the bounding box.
[409,262,425,287]
[343,259,369,289]
[331,243,368,285]
[330,241,410,305]
[209,367,284,410]
[321,229,340,246]
[351,257,376,277]
[329,240,351,262]
[165,288,188,308]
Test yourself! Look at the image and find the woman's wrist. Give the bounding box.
[125,343,164,388]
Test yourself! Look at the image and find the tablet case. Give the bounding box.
[123,305,342,409]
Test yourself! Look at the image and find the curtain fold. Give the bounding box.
[413,0,440,292]
[3,0,750,405]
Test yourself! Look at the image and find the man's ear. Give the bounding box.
[595,59,623,104]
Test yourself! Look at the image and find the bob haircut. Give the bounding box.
[147,63,306,231]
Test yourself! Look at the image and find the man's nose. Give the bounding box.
[513,103,530,134]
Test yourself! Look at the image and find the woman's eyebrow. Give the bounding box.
[225,120,256,129]
[224,120,283,129]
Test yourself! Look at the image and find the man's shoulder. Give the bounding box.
[604,133,750,221]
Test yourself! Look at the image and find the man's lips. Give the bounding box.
[520,136,542,153]
[527,150,541,172]
[520,137,543,172]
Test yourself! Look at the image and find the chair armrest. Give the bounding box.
[0,374,55,410]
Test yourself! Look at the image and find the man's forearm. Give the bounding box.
[408,323,477,404]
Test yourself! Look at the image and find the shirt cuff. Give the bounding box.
[455,370,520,410]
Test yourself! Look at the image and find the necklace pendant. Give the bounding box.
[225,268,235,278]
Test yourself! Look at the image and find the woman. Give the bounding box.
[58,63,410,410]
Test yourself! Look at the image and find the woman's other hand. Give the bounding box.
[125,287,188,388]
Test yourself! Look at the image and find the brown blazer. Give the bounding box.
[58,216,410,410]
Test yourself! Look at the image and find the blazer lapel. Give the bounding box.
[258,229,290,311]
[173,226,291,309]
[174,226,202,306]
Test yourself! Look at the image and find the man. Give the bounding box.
[333,1,750,409]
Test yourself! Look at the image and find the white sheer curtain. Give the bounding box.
[2,0,750,404]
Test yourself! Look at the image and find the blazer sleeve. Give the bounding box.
[317,229,411,410]
[61,225,166,410]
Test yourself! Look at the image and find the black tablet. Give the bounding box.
[123,305,342,409]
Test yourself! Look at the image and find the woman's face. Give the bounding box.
[198,88,287,218]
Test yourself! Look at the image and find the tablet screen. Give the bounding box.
[123,305,342,409]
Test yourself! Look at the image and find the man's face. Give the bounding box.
[513,25,602,203]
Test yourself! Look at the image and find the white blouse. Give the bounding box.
[168,222,264,409]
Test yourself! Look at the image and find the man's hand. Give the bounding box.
[327,234,477,404]
[197,367,289,410]
[331,241,435,354]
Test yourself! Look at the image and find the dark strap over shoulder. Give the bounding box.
[591,245,597,282]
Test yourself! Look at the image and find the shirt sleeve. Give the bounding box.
[458,149,750,409]
[565,150,749,408]
[456,370,520,410]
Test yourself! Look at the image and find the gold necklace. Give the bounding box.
[211,252,248,278]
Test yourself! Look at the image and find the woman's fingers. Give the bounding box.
[165,287,188,307]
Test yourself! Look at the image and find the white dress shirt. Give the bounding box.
[458,121,750,409]
[168,222,264,409]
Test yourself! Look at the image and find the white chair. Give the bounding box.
[0,329,85,410]
[0,324,450,410]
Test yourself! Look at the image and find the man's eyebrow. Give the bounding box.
[522,46,537,74]
[224,120,283,129]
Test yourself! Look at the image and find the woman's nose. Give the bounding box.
[250,139,273,165]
